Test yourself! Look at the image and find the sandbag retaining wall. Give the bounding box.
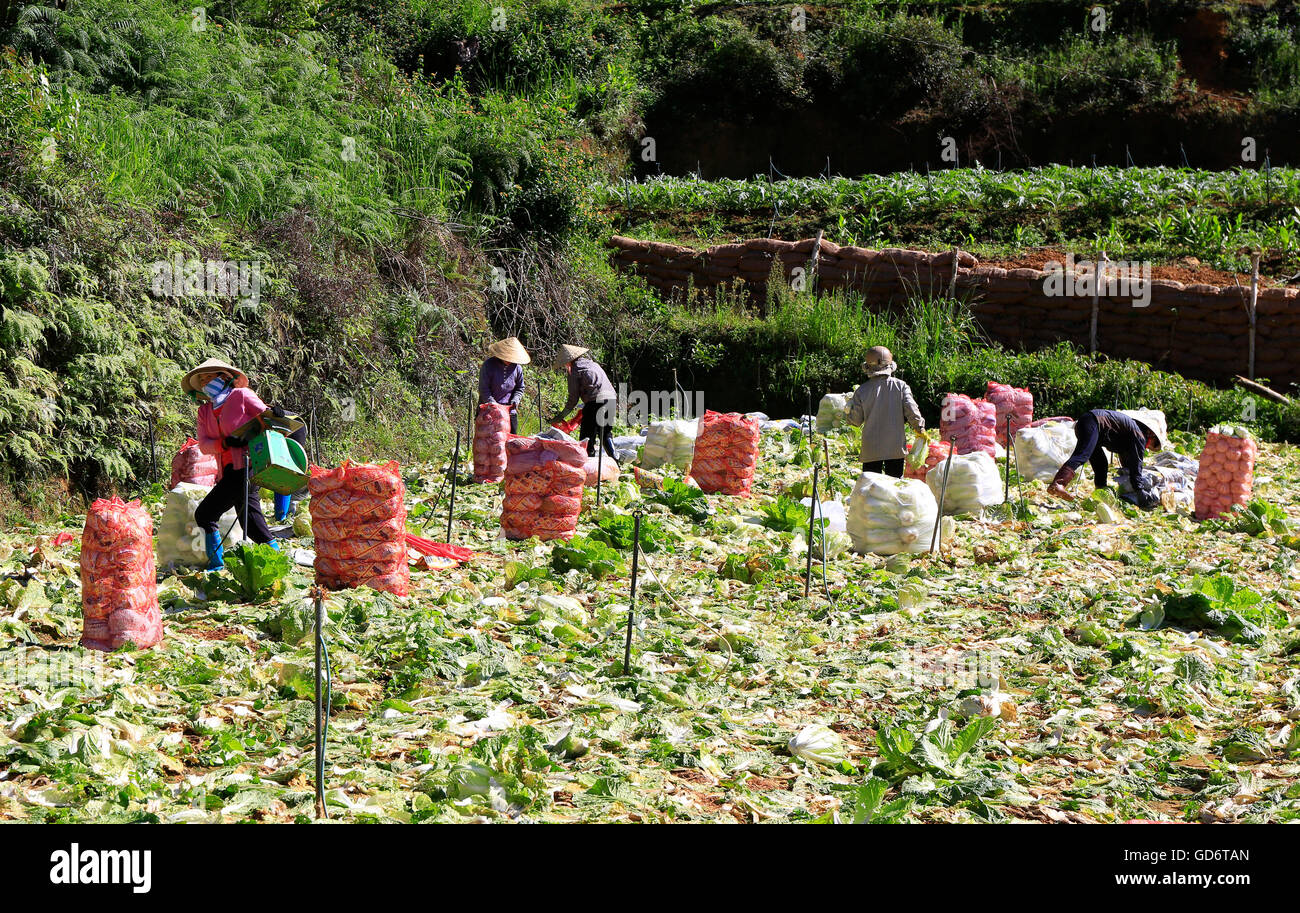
[607,235,1299,387]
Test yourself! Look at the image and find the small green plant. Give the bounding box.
[550,535,625,579]
[645,477,710,523]
[591,514,668,552]
[757,495,810,533]
[224,543,291,603]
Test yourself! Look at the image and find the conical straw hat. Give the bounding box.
[486,336,531,365]
[182,357,249,394]
[553,344,589,369]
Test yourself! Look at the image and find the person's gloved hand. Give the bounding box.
[223,436,247,449]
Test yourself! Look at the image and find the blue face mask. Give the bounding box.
[203,376,233,406]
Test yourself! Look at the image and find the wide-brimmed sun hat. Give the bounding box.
[487,336,531,365]
[862,345,896,377]
[553,344,589,370]
[182,357,249,394]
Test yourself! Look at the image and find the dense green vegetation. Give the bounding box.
[603,168,1300,277]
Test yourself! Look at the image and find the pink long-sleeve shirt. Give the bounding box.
[197,388,267,471]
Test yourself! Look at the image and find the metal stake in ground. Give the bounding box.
[595,435,604,508]
[446,428,461,544]
[804,386,813,447]
[313,586,329,820]
[1004,416,1012,503]
[622,510,643,676]
[929,444,956,554]
[805,462,820,599]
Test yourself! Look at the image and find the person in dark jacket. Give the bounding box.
[479,336,530,434]
[552,345,617,459]
[1048,409,1162,508]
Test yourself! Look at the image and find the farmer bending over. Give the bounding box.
[479,336,530,434]
[848,346,924,477]
[552,345,617,460]
[1048,409,1161,509]
[183,358,278,569]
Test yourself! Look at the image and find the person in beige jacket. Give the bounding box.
[847,346,924,476]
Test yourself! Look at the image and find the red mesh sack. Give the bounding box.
[500,437,586,540]
[984,383,1034,446]
[309,461,409,595]
[80,497,162,651]
[1194,428,1258,521]
[689,410,760,496]
[940,394,997,456]
[169,437,221,488]
[473,403,511,483]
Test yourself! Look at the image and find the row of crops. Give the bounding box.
[596,167,1300,215]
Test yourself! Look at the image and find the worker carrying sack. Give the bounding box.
[473,403,511,483]
[1194,425,1257,521]
[848,473,938,555]
[169,437,221,488]
[1014,418,1077,482]
[689,410,760,496]
[641,419,697,470]
[939,394,997,456]
[81,497,162,651]
[309,460,410,596]
[926,451,1004,515]
[985,383,1033,445]
[501,436,586,540]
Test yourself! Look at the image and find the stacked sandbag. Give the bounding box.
[309,461,409,596]
[904,435,951,481]
[1194,426,1258,521]
[985,383,1033,445]
[940,394,997,456]
[80,497,162,651]
[501,437,587,540]
[816,393,851,433]
[156,483,243,568]
[1014,419,1078,482]
[169,437,221,488]
[583,454,620,487]
[926,452,1004,514]
[848,473,938,555]
[689,410,761,496]
[641,419,697,470]
[473,403,511,483]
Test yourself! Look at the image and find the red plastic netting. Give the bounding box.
[473,403,511,483]
[500,437,586,540]
[1194,430,1258,521]
[940,394,997,456]
[80,497,162,651]
[309,460,409,596]
[985,383,1034,446]
[904,439,952,481]
[169,437,221,488]
[689,410,760,496]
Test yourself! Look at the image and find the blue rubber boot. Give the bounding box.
[267,540,280,551]
[203,530,224,571]
[274,493,291,523]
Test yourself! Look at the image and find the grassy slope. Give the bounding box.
[2,427,1298,822]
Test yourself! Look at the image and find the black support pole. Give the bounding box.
[446,428,461,544]
[623,511,643,675]
[804,462,820,598]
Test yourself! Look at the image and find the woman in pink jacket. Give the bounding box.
[182,358,276,569]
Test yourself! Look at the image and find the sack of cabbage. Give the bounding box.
[926,451,1005,515]
[640,419,697,470]
[816,393,852,433]
[848,473,938,555]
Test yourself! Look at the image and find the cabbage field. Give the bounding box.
[3,424,1299,824]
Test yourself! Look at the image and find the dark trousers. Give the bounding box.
[580,399,617,459]
[195,464,274,543]
[1063,412,1148,493]
[863,459,905,477]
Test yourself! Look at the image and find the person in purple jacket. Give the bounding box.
[479,337,530,433]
